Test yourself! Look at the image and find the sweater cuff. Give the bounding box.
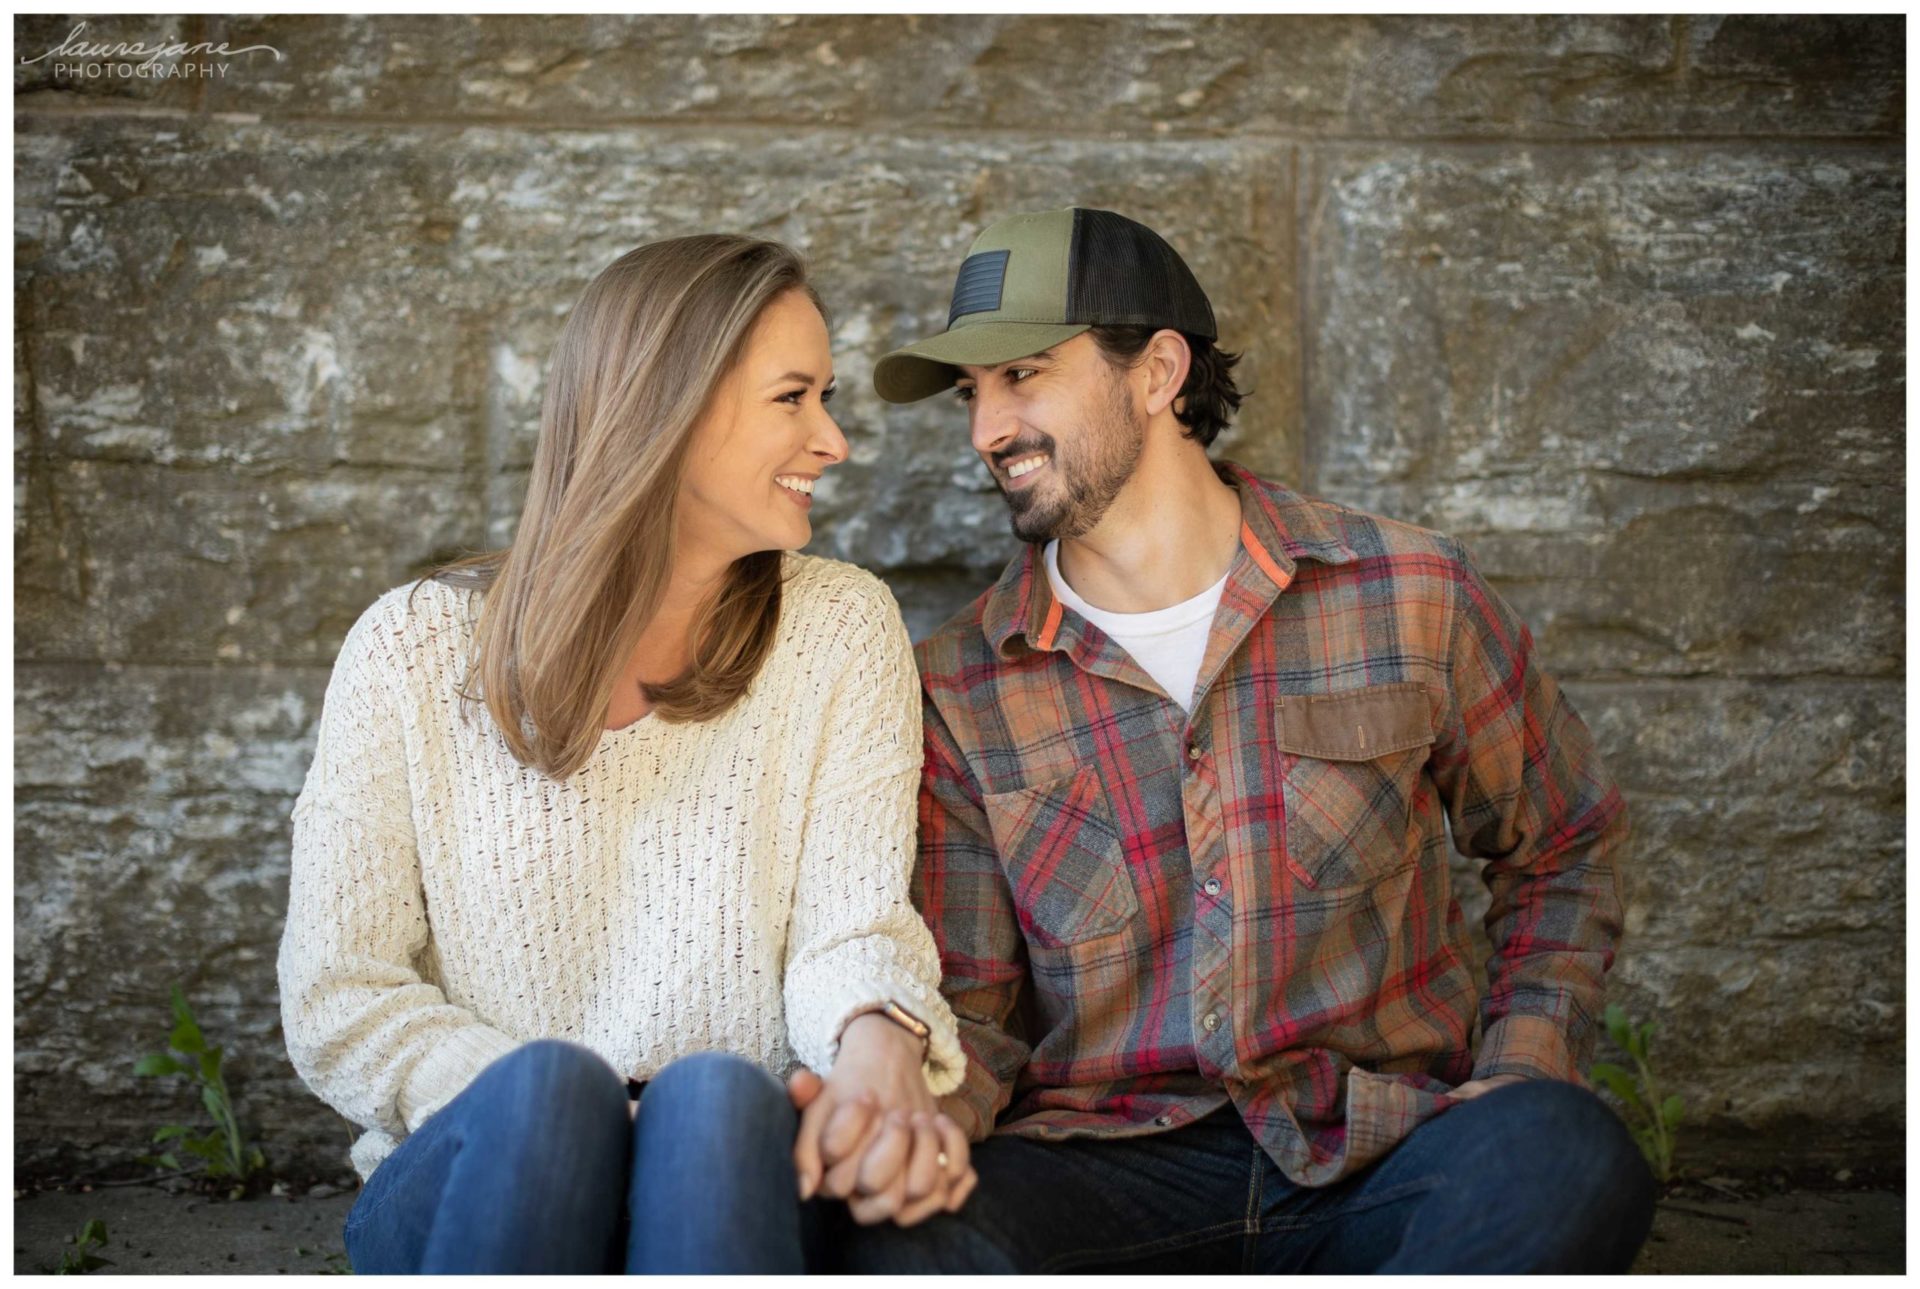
[397,1025,523,1134]
[798,973,967,1098]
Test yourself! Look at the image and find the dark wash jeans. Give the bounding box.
[826,1077,1658,1274]
[341,1039,831,1273]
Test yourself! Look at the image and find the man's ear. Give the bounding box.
[1141,329,1193,419]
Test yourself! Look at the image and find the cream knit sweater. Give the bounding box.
[276,552,966,1182]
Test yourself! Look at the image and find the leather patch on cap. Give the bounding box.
[948,249,1010,326]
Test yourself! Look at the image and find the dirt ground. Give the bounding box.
[12,1165,1905,1274]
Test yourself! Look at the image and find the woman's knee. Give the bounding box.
[468,1038,628,1128]
[639,1050,792,1129]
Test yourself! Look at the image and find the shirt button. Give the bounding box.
[1187,742,1201,760]
[1203,877,1221,896]
[1202,1011,1220,1032]
[1154,1114,1173,1127]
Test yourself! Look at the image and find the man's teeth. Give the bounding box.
[1007,455,1050,479]
[775,475,814,495]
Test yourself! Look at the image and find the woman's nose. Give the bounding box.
[810,409,849,466]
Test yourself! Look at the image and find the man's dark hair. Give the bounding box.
[1086,325,1245,449]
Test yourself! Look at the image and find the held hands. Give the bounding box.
[788,1013,978,1227]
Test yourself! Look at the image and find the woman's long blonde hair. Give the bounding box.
[415,235,825,782]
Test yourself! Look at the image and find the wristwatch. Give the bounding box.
[870,1000,932,1055]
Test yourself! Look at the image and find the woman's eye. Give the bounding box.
[821,383,837,405]
[777,389,806,405]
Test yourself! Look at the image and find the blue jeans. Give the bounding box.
[827,1078,1657,1273]
[341,1040,830,1273]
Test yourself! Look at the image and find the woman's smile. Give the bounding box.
[775,473,817,509]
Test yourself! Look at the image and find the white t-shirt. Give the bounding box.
[1043,539,1229,714]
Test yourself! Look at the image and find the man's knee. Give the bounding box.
[1520,1080,1648,1161]
[1473,1079,1657,1269]
[830,1209,1024,1274]
[1485,1078,1657,1208]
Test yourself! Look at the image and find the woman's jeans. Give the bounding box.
[827,1077,1659,1274]
[341,1040,828,1273]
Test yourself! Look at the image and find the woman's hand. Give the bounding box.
[790,1013,975,1226]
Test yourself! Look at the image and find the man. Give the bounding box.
[809,207,1657,1272]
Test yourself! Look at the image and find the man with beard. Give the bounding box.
[802,208,1655,1272]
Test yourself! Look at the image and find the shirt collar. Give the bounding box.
[982,457,1361,660]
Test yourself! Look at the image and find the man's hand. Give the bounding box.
[1446,1072,1532,1101]
[787,1015,976,1226]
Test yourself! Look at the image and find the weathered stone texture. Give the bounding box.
[14,15,1902,1178]
[104,15,1907,139]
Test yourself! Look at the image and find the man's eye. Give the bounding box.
[1008,368,1037,383]
[953,386,976,404]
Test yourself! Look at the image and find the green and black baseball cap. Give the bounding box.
[873,206,1218,404]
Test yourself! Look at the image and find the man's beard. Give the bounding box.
[997,372,1146,544]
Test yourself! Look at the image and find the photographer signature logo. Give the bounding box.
[20,20,283,80]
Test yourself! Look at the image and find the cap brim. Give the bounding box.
[872,322,1092,403]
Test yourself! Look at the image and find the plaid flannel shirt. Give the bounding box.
[910,459,1630,1188]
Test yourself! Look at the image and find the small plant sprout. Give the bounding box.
[133,983,268,1199]
[1588,1001,1684,1183]
[49,1218,112,1274]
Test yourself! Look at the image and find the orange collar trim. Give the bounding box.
[1240,520,1292,592]
[1034,593,1066,651]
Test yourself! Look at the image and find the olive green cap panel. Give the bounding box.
[948,207,1077,326]
[872,322,1091,404]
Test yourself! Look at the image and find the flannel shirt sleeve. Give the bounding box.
[1429,536,1631,1088]
[909,691,1035,1142]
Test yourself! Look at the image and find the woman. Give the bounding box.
[276,235,976,1273]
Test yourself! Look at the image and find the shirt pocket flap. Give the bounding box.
[1274,681,1436,760]
[981,765,1139,949]
[1274,682,1437,889]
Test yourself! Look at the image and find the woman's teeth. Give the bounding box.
[1008,455,1049,479]
[775,475,814,495]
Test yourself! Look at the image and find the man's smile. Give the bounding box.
[1001,451,1051,490]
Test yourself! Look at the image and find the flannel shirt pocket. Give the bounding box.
[1275,682,1437,890]
[982,765,1139,949]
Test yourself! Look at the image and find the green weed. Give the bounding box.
[1589,1002,1684,1182]
[133,983,268,1199]
[47,1218,112,1274]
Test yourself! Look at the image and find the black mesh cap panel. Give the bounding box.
[1064,208,1217,339]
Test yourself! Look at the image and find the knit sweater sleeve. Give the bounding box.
[276,593,521,1140]
[781,571,967,1096]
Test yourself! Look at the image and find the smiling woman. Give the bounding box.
[429,238,845,773]
[276,234,978,1274]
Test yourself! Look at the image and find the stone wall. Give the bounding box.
[15,15,1903,1178]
